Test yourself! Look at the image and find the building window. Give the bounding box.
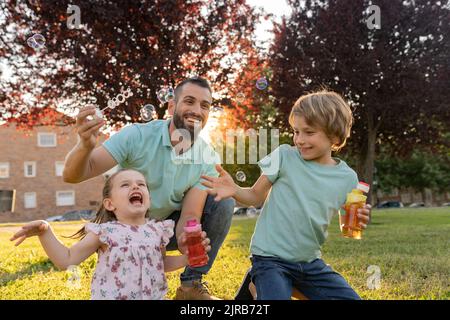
[0,163,9,179]
[38,133,57,147]
[24,162,37,178]
[0,190,16,212]
[24,192,37,209]
[55,161,65,177]
[56,191,75,206]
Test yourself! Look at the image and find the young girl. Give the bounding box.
[10,168,211,300]
[201,90,372,300]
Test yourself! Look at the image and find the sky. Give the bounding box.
[247,0,292,47]
[0,0,294,126]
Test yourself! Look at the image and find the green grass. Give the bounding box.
[0,207,449,300]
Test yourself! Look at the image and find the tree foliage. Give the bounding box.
[269,0,450,191]
[0,0,260,129]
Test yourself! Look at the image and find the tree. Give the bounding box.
[375,149,450,205]
[0,0,260,129]
[269,0,450,201]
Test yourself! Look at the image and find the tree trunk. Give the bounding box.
[363,129,377,205]
[358,108,377,206]
[356,108,378,224]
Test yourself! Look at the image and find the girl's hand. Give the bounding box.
[177,231,211,256]
[9,220,50,246]
[201,164,238,201]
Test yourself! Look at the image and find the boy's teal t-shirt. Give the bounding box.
[251,144,359,263]
[102,119,220,220]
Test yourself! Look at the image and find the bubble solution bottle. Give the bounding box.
[184,219,208,267]
[340,182,370,239]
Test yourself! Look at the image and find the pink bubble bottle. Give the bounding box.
[184,219,208,267]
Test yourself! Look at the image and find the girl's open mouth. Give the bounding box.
[129,192,143,206]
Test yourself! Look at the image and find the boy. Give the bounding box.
[201,90,371,300]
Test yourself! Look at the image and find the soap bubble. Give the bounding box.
[123,88,133,98]
[107,99,116,109]
[116,93,125,104]
[246,207,258,218]
[111,97,118,108]
[255,77,268,90]
[27,33,46,50]
[66,265,81,289]
[236,92,245,103]
[157,88,167,104]
[236,171,246,182]
[140,104,158,122]
[165,87,175,101]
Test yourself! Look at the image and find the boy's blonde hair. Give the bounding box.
[288,90,353,152]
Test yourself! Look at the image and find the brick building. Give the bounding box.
[0,117,109,223]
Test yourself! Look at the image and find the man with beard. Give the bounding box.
[63,77,235,300]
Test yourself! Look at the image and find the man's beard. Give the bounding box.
[172,111,203,143]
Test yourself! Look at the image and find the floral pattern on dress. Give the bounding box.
[85,219,174,300]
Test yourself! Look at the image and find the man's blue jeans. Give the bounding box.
[250,255,361,300]
[166,195,235,284]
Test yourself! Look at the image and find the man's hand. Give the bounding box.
[76,105,104,150]
[177,231,211,256]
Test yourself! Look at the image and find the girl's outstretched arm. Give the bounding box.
[201,164,272,207]
[10,220,102,270]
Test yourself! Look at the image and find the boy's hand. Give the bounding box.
[201,164,237,201]
[357,204,372,229]
[9,220,50,246]
[177,231,211,257]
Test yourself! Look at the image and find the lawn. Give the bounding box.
[0,207,449,300]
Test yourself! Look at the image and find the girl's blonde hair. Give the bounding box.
[288,90,353,152]
[69,168,150,239]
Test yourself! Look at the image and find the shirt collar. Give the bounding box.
[161,119,173,147]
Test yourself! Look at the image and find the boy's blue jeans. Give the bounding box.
[250,255,361,300]
[166,195,235,284]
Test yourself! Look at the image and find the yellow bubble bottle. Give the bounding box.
[340,182,370,239]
